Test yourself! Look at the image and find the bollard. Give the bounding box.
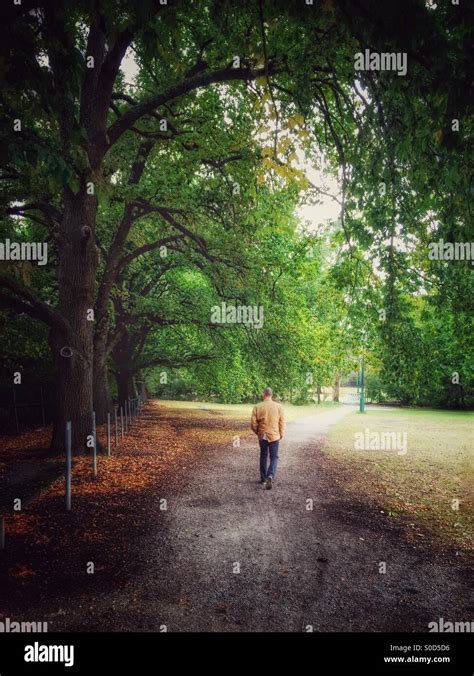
[107,412,111,456]
[120,406,124,440]
[125,400,128,432]
[92,411,97,477]
[65,421,72,511]
[114,408,118,447]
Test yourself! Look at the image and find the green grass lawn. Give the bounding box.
[325,407,473,551]
[155,397,341,422]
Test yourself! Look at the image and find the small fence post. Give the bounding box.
[114,407,118,447]
[65,421,72,511]
[92,411,97,477]
[107,412,111,456]
[120,406,124,440]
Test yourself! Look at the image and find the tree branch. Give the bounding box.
[107,64,284,148]
[117,236,183,273]
[0,275,73,340]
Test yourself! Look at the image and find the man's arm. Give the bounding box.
[279,405,286,439]
[251,406,258,434]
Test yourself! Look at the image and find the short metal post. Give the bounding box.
[114,408,118,447]
[125,400,128,432]
[92,411,97,477]
[120,406,124,440]
[107,413,111,456]
[65,421,72,511]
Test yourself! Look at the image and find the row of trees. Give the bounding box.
[0,0,472,452]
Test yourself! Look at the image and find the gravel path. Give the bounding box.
[57,403,469,632]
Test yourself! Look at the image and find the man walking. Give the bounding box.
[251,387,285,490]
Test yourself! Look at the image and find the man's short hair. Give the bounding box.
[263,387,273,397]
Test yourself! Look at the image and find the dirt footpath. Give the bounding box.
[41,403,470,632]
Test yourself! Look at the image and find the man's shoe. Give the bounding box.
[259,479,266,484]
[266,476,273,490]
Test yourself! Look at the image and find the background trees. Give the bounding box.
[0,0,472,450]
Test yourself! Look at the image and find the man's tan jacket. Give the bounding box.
[251,399,285,442]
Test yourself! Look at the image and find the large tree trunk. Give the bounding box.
[49,190,98,454]
[93,362,112,423]
[115,368,135,407]
[93,333,112,424]
[332,373,341,402]
[112,329,136,408]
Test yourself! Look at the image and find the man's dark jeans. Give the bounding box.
[259,438,279,481]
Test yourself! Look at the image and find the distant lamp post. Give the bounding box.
[359,331,368,414]
[359,355,365,413]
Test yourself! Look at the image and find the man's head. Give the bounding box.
[263,387,273,400]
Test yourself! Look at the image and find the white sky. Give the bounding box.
[297,167,341,229]
[122,48,139,86]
